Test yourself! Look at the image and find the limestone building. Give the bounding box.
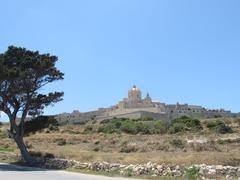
[56,85,235,124]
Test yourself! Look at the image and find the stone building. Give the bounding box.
[56,85,235,124]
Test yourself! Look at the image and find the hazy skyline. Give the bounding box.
[1,0,240,120]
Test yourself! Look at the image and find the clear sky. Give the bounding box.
[1,0,240,120]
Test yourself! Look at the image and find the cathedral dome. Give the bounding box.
[131,85,140,91]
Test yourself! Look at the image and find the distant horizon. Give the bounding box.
[1,84,239,122]
[1,0,240,121]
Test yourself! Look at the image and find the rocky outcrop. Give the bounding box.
[38,158,240,178]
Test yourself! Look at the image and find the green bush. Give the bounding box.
[168,123,186,134]
[207,121,233,134]
[152,121,168,134]
[98,117,203,135]
[217,139,226,145]
[98,118,167,135]
[185,167,201,180]
[48,124,59,131]
[120,145,138,153]
[214,114,222,118]
[24,116,59,136]
[168,116,202,134]
[120,120,138,134]
[98,122,120,134]
[170,139,185,149]
[0,147,14,152]
[142,116,154,121]
[174,116,202,130]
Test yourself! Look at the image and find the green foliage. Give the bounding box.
[168,116,202,134]
[98,118,167,134]
[0,146,14,152]
[0,46,64,117]
[170,139,186,149]
[24,116,59,135]
[168,123,186,134]
[97,117,204,135]
[217,138,240,145]
[207,120,233,134]
[48,124,59,131]
[214,114,222,118]
[185,167,201,180]
[120,145,138,153]
[141,116,154,121]
[217,139,226,145]
[127,169,133,177]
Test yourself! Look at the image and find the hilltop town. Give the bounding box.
[56,85,238,124]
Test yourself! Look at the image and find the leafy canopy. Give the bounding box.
[0,46,64,120]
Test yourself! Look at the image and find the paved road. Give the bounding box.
[0,163,135,180]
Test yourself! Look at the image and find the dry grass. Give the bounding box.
[0,118,240,166]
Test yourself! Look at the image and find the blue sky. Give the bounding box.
[1,0,240,120]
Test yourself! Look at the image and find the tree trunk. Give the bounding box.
[13,135,35,165]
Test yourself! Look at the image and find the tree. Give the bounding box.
[0,46,64,164]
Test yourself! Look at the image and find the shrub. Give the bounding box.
[214,114,222,118]
[127,169,133,177]
[185,167,201,180]
[82,140,89,143]
[153,121,168,134]
[54,138,67,146]
[48,124,59,131]
[75,120,87,125]
[91,119,97,124]
[170,139,185,149]
[217,139,226,145]
[98,118,168,135]
[174,117,202,130]
[142,116,154,121]
[168,117,202,134]
[120,120,138,134]
[207,121,233,134]
[120,145,138,153]
[168,123,186,134]
[93,147,100,152]
[24,116,59,136]
[98,123,120,134]
[84,125,94,133]
[94,141,100,145]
